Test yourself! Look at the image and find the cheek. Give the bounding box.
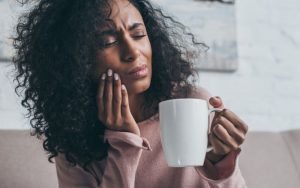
[95,51,119,74]
[142,38,152,63]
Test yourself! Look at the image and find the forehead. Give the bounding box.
[103,0,144,30]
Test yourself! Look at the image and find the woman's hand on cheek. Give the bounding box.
[207,97,248,162]
[97,69,141,136]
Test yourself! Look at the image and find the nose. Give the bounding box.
[121,36,140,62]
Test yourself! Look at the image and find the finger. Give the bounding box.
[209,132,231,155]
[121,84,131,120]
[97,73,106,120]
[221,109,249,134]
[104,69,113,125]
[113,73,122,125]
[212,124,239,150]
[209,96,224,109]
[214,115,246,145]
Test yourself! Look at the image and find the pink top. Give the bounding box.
[55,87,247,188]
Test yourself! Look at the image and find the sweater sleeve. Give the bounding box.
[55,130,152,188]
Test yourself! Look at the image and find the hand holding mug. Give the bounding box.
[159,96,249,167]
[208,97,248,159]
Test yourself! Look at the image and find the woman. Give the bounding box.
[13,0,248,187]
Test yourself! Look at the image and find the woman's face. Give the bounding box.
[94,0,152,95]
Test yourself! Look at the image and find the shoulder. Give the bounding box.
[54,153,74,169]
[188,86,212,101]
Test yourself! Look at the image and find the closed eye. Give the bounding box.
[99,36,118,48]
[131,31,147,39]
[98,31,146,49]
[104,40,118,47]
[132,34,146,39]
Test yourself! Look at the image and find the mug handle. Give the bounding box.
[206,108,223,152]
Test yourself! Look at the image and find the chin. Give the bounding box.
[126,78,151,95]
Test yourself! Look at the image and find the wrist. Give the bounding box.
[206,151,227,164]
[127,126,141,136]
[132,129,141,136]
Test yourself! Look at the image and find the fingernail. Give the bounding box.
[101,73,106,80]
[107,69,112,76]
[114,73,119,80]
[121,84,126,90]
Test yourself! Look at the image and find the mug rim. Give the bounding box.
[159,98,207,106]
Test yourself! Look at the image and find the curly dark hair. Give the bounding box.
[13,0,206,168]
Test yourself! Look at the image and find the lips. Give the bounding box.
[127,64,147,75]
[126,64,149,79]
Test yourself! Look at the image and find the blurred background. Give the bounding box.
[0,0,300,132]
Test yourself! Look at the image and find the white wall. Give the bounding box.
[0,63,29,129]
[197,0,300,131]
[1,0,300,131]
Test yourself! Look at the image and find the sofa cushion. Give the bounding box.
[239,130,300,188]
[0,130,58,188]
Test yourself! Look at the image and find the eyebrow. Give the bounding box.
[99,29,117,36]
[128,23,144,31]
[99,22,144,36]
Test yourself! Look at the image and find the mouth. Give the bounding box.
[127,64,148,79]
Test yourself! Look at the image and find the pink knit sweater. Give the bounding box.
[55,87,247,188]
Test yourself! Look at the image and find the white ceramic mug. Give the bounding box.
[159,98,221,167]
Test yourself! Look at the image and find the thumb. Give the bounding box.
[209,96,224,109]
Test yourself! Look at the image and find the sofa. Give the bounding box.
[0,129,299,188]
